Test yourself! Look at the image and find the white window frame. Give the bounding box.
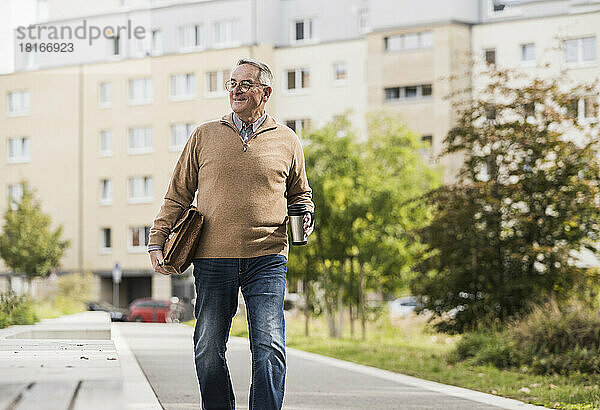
[357,9,369,34]
[128,127,153,155]
[170,73,196,101]
[486,0,522,18]
[564,36,597,67]
[384,31,433,52]
[128,78,153,105]
[178,24,203,51]
[100,178,113,206]
[573,96,599,123]
[332,62,347,86]
[100,130,113,157]
[100,227,112,254]
[520,43,536,64]
[128,226,151,252]
[128,176,153,204]
[7,90,30,116]
[8,183,23,211]
[214,20,240,48]
[205,70,229,97]
[98,82,112,108]
[384,84,433,103]
[290,18,316,44]
[285,68,311,94]
[285,119,310,138]
[7,137,30,163]
[151,29,162,55]
[170,123,194,151]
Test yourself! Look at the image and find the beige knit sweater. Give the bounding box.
[148,113,314,258]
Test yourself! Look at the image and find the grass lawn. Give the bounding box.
[185,311,600,409]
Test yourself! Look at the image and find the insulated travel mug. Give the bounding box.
[288,204,310,246]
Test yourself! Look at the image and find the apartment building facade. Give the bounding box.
[1,0,599,303]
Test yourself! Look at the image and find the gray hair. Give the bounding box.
[236,58,273,87]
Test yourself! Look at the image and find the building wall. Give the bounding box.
[0,66,81,272]
[366,22,472,182]
[272,38,367,138]
[473,10,600,85]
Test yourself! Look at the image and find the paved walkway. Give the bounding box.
[117,323,549,410]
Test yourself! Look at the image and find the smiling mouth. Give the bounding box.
[233,97,247,102]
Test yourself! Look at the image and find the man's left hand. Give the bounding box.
[303,212,314,237]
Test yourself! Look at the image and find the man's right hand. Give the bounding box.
[149,250,171,275]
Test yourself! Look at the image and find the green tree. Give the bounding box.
[412,68,600,333]
[291,113,439,338]
[0,182,70,291]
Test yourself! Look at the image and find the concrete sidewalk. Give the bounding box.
[0,312,160,410]
[119,323,551,410]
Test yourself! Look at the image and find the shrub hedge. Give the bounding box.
[453,299,600,375]
[0,291,38,328]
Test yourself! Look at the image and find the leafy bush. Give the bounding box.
[452,331,516,368]
[509,299,600,375]
[451,299,600,375]
[0,291,38,328]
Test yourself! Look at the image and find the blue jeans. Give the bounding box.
[192,254,287,410]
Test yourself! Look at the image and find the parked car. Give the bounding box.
[87,301,127,322]
[126,298,185,323]
[389,296,418,317]
[127,298,171,323]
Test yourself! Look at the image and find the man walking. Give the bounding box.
[147,58,314,410]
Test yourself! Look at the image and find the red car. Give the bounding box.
[127,298,171,323]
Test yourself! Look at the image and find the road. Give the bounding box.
[117,323,545,410]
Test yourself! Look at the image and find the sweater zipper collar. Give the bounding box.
[220,117,277,152]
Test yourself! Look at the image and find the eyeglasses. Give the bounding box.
[224,79,267,93]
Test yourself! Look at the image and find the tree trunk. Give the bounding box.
[359,262,366,341]
[336,261,345,338]
[303,278,310,337]
[336,289,344,338]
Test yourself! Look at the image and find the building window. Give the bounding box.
[8,183,23,211]
[564,36,597,65]
[152,29,162,54]
[128,78,153,105]
[292,18,315,42]
[170,73,196,100]
[214,20,239,48]
[285,119,310,138]
[99,82,112,107]
[179,24,203,50]
[569,97,599,121]
[7,137,30,163]
[37,0,49,21]
[100,130,112,156]
[521,43,535,62]
[128,176,153,203]
[206,70,230,95]
[7,90,30,116]
[385,31,433,52]
[493,3,505,12]
[485,48,496,65]
[100,179,113,205]
[170,123,194,151]
[358,9,368,34]
[332,62,347,85]
[100,228,112,252]
[384,84,432,102]
[113,35,120,55]
[286,68,310,91]
[129,226,151,250]
[128,127,153,154]
[419,135,433,159]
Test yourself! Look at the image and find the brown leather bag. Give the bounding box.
[163,206,204,275]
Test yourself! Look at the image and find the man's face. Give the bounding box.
[229,64,271,119]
